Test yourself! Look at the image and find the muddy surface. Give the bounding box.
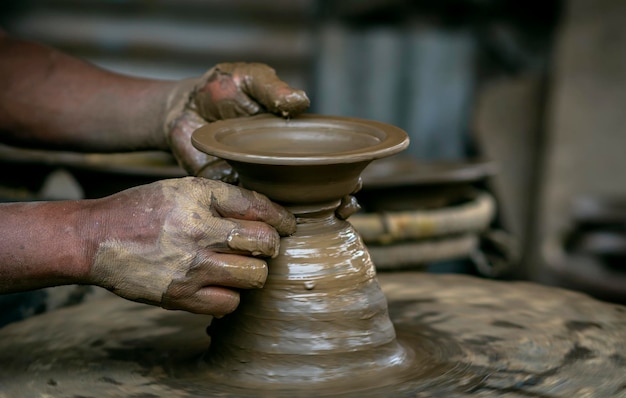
[0,272,624,397]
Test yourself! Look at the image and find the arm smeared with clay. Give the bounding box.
[0,29,306,315]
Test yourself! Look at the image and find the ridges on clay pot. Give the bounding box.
[191,114,411,390]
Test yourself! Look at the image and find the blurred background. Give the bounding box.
[1,0,625,325]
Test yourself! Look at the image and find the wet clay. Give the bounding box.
[203,207,411,388]
[191,113,412,388]
[0,273,624,397]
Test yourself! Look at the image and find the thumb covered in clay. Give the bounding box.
[86,177,296,316]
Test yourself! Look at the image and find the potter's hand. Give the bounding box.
[87,177,296,316]
[164,63,310,182]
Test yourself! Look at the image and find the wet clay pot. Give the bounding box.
[191,114,411,388]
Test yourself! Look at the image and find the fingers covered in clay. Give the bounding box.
[192,63,310,122]
[192,217,282,258]
[87,177,294,316]
[210,186,296,237]
[162,253,269,315]
[163,286,241,317]
[224,220,281,258]
[164,63,309,184]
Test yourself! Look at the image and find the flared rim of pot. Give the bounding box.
[191,114,410,165]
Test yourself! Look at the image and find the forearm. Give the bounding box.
[0,29,176,152]
[0,201,95,292]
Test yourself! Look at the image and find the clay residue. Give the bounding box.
[335,194,362,220]
[226,227,280,258]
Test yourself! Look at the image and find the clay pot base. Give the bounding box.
[1,272,624,397]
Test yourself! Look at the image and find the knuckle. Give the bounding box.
[190,252,220,275]
[163,278,191,302]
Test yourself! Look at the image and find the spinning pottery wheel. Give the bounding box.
[1,115,625,397]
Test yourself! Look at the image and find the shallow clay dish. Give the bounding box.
[192,113,408,165]
[192,113,409,204]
